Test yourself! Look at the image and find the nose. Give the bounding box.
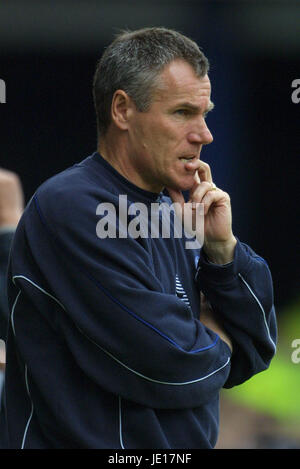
[187,119,213,145]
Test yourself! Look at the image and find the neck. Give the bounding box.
[98,133,162,194]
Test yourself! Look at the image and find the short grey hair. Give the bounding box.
[93,27,209,138]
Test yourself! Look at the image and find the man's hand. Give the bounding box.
[0,168,24,227]
[200,293,232,352]
[167,160,237,264]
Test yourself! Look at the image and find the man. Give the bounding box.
[0,27,277,449]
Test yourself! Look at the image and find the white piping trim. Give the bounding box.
[11,290,21,336]
[10,288,34,449]
[118,396,125,449]
[13,275,65,311]
[78,325,231,386]
[238,273,276,351]
[21,365,34,449]
[13,274,231,386]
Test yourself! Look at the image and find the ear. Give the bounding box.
[111,89,134,131]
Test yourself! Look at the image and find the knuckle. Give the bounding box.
[201,181,212,189]
[222,190,230,200]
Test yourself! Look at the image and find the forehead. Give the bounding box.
[153,59,211,105]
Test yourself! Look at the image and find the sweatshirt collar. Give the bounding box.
[91,152,164,204]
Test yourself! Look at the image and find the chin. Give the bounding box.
[167,177,195,192]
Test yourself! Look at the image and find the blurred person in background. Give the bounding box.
[0,168,24,394]
[0,28,277,449]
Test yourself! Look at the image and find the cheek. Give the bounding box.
[133,116,183,163]
[151,125,181,158]
[134,123,159,154]
[139,128,168,163]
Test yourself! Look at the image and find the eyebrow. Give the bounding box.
[175,101,215,114]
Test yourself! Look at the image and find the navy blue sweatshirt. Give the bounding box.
[0,153,277,449]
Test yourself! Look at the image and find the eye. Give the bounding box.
[174,109,189,116]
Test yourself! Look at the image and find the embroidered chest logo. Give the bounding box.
[175,274,191,307]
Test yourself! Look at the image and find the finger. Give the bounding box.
[184,160,212,183]
[186,161,213,203]
[201,188,230,215]
[198,161,212,183]
[188,181,216,204]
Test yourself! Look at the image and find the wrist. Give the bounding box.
[203,235,237,265]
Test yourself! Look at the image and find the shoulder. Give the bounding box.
[30,156,116,234]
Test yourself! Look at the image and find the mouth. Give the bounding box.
[179,156,196,163]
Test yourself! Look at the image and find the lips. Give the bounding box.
[179,156,195,163]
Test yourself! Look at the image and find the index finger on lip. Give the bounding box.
[197,161,212,184]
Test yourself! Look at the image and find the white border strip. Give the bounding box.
[238,273,276,351]
[11,290,21,336]
[118,396,125,449]
[21,366,34,449]
[10,288,34,449]
[13,275,65,310]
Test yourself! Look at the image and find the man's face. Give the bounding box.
[126,59,214,193]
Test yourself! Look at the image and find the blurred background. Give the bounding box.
[0,0,299,448]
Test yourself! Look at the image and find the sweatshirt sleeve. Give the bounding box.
[195,240,277,388]
[9,187,232,410]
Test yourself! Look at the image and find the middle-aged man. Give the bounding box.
[0,27,277,449]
